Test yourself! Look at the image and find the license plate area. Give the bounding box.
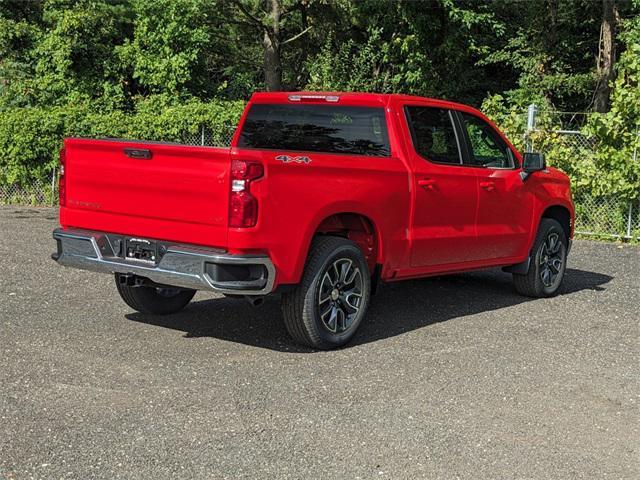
[125,238,158,263]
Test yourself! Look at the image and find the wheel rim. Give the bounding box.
[317,258,363,334]
[539,232,565,288]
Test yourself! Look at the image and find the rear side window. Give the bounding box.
[238,104,391,156]
[405,106,461,165]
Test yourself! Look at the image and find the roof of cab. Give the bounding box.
[249,91,480,114]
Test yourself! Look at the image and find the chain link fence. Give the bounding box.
[573,195,640,238]
[0,177,57,206]
[525,106,639,240]
[181,124,235,148]
[2,115,639,240]
[0,125,236,207]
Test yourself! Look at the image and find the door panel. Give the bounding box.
[475,169,533,259]
[403,106,479,267]
[410,163,478,266]
[456,111,533,260]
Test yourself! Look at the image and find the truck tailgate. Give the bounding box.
[61,138,230,247]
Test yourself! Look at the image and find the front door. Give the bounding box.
[456,111,533,260]
[404,106,479,268]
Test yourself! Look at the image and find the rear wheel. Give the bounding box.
[513,218,568,297]
[281,236,371,350]
[114,274,196,314]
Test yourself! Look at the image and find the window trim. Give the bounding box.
[449,111,464,166]
[403,105,464,167]
[454,110,519,170]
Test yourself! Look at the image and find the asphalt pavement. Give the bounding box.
[1,207,638,479]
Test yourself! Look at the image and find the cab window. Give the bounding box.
[460,113,514,169]
[238,104,391,156]
[405,106,462,165]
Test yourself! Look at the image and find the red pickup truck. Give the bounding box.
[53,92,574,349]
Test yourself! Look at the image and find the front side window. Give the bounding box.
[460,113,514,169]
[238,104,390,156]
[405,106,461,165]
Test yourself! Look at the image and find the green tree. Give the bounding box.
[583,11,640,200]
[116,0,210,98]
[26,0,132,108]
[229,0,317,91]
[306,0,505,102]
[0,1,45,107]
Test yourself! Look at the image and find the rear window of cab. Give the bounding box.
[238,103,391,157]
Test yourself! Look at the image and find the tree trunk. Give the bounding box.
[546,0,559,50]
[594,0,617,113]
[263,0,282,92]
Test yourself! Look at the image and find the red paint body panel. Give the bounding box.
[58,92,574,290]
[61,138,230,247]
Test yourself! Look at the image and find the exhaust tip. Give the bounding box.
[245,296,264,307]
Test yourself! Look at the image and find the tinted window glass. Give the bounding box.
[461,113,514,168]
[238,104,390,156]
[405,107,461,164]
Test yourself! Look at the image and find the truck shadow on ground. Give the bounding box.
[126,267,613,352]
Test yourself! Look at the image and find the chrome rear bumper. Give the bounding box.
[52,228,275,295]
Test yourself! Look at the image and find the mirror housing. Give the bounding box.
[522,152,546,173]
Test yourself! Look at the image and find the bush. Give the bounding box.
[0,96,246,185]
[482,16,640,204]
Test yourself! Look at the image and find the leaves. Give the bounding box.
[0,0,639,199]
[0,97,246,185]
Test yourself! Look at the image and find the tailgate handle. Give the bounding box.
[124,148,152,160]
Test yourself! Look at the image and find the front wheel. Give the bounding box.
[115,274,196,314]
[281,236,371,350]
[513,218,568,297]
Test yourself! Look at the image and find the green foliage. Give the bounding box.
[0,97,245,185]
[483,14,640,203]
[0,0,135,108]
[306,0,506,101]
[477,0,602,108]
[2,0,638,107]
[116,0,210,96]
[1,0,639,208]
[581,15,640,201]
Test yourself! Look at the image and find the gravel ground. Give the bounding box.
[1,206,638,479]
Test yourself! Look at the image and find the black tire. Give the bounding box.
[114,274,196,315]
[281,236,371,350]
[513,218,568,297]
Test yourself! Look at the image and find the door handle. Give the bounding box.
[418,178,437,190]
[480,181,495,191]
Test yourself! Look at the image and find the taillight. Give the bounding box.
[58,147,66,207]
[229,160,263,228]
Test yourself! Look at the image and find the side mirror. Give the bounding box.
[522,152,546,173]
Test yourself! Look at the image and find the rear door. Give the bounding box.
[404,105,479,267]
[63,138,231,246]
[455,111,533,260]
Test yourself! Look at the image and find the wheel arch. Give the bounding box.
[303,210,383,276]
[505,203,573,276]
[541,204,572,242]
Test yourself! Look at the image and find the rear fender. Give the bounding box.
[295,202,384,282]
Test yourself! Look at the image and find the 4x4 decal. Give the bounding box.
[275,154,312,164]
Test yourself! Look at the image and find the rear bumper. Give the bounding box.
[52,228,275,295]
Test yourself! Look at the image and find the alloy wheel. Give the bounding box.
[539,232,565,288]
[317,258,364,334]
